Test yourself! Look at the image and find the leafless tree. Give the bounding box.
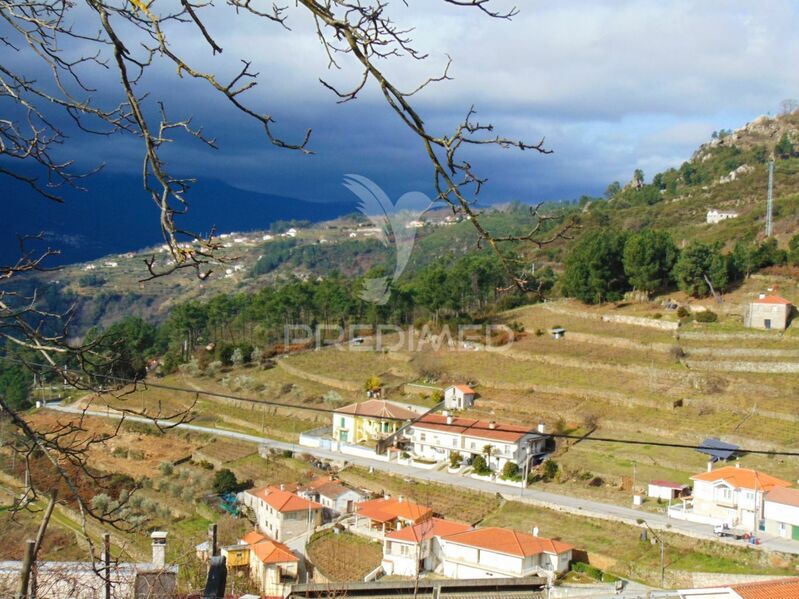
[779,98,798,116]
[0,0,577,576]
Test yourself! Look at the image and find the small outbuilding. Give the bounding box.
[443,384,476,410]
[551,327,566,340]
[744,294,792,330]
[647,480,690,501]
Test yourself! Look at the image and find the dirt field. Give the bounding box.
[307,530,383,582]
[25,411,197,479]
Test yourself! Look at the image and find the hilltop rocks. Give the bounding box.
[719,163,754,184]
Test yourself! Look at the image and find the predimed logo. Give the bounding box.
[343,175,431,305]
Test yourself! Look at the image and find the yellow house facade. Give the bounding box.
[332,399,419,444]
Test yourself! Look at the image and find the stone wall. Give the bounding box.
[686,360,799,373]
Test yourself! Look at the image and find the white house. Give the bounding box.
[297,476,365,518]
[744,294,792,330]
[406,413,548,473]
[0,532,176,599]
[443,384,476,410]
[764,487,799,540]
[239,485,323,541]
[439,527,573,579]
[706,209,739,224]
[668,465,791,531]
[236,531,299,596]
[382,518,473,577]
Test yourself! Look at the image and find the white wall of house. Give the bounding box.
[332,414,356,443]
[382,540,424,576]
[764,501,799,537]
[690,481,765,531]
[444,387,475,410]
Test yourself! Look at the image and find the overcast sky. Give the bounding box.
[28,0,799,205]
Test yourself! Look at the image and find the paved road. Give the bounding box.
[46,403,799,556]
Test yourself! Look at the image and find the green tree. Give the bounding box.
[632,169,645,187]
[212,468,239,495]
[673,242,729,297]
[788,234,799,266]
[502,462,520,480]
[0,363,33,410]
[776,134,795,159]
[622,230,678,294]
[604,181,621,199]
[562,229,629,304]
[364,375,382,393]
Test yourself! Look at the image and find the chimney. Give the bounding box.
[442,410,450,418]
[537,423,545,434]
[384,493,390,499]
[398,495,405,503]
[151,531,168,569]
[447,415,453,425]
[759,293,766,299]
[532,527,539,537]
[280,483,285,491]
[707,461,713,472]
[735,461,740,469]
[489,421,496,430]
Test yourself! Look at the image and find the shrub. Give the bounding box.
[652,312,662,319]
[502,462,520,480]
[535,328,545,337]
[695,310,718,323]
[669,345,686,359]
[449,453,462,469]
[542,459,559,481]
[91,493,112,514]
[472,455,490,475]
[573,561,603,580]
[159,462,174,476]
[112,447,128,458]
[676,306,690,318]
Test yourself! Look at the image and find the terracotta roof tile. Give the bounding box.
[765,487,799,508]
[442,527,574,558]
[247,486,323,513]
[334,399,418,420]
[649,480,689,490]
[450,384,476,394]
[413,414,534,443]
[752,295,792,305]
[356,497,432,524]
[384,518,472,544]
[252,539,298,564]
[730,577,799,598]
[691,467,791,492]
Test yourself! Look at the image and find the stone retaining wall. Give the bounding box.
[542,304,679,331]
[276,358,362,391]
[686,360,799,373]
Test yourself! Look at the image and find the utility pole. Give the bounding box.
[766,159,774,237]
[103,533,111,599]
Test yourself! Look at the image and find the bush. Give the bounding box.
[573,561,603,580]
[695,310,718,323]
[676,306,690,318]
[472,455,490,475]
[542,459,559,482]
[449,453,462,469]
[212,468,239,495]
[159,462,174,476]
[652,312,662,319]
[535,328,545,337]
[502,462,520,480]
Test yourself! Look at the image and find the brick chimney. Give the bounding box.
[488,421,496,430]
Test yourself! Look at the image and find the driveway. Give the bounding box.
[44,403,799,556]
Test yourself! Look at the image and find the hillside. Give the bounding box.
[581,111,799,249]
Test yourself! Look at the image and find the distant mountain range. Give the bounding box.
[5,173,356,266]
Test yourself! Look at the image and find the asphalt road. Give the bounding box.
[46,403,799,556]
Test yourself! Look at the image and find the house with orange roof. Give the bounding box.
[353,495,432,536]
[668,463,791,531]
[332,399,420,444]
[443,384,476,410]
[239,484,323,541]
[764,487,799,540]
[679,576,799,598]
[406,413,548,474]
[744,293,793,330]
[222,530,299,596]
[439,527,574,579]
[381,517,473,577]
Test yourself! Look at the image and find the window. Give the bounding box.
[452,438,458,447]
[340,417,346,427]
[420,433,426,442]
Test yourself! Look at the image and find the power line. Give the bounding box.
[9,357,799,458]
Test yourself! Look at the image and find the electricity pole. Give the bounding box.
[766,159,774,237]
